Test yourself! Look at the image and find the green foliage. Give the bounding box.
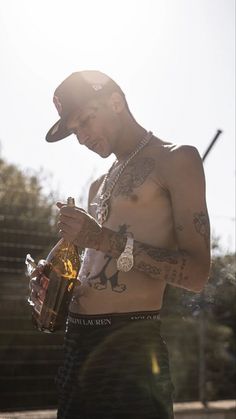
[0,157,59,272]
[0,158,57,229]
[161,251,236,403]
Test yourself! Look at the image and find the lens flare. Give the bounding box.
[151,351,160,375]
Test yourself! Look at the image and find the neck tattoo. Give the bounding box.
[95,131,153,225]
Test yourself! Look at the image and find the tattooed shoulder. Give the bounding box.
[193,212,210,249]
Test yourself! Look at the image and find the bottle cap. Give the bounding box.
[67,197,75,207]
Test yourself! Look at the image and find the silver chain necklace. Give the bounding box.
[95,131,153,224]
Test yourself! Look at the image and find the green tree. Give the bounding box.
[204,253,236,400]
[0,157,58,273]
[161,247,236,403]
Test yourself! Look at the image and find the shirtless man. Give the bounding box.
[33,70,211,419]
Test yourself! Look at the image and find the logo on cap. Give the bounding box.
[91,83,103,91]
[53,95,63,116]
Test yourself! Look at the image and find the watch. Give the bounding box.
[117,234,134,272]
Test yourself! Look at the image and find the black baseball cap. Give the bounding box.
[46,70,124,142]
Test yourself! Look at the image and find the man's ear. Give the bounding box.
[109,92,126,113]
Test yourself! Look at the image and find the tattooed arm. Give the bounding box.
[99,145,211,292]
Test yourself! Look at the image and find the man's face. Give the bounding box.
[66,97,121,158]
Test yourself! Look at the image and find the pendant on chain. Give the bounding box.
[96,196,110,225]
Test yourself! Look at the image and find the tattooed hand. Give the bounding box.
[57,202,103,250]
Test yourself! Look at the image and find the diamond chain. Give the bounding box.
[96,131,153,224]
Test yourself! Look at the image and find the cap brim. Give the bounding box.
[46,119,72,142]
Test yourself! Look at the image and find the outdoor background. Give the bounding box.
[0,0,235,413]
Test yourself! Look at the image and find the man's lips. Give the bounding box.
[88,141,97,151]
[86,139,100,152]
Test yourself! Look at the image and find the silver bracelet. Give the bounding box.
[117,234,134,272]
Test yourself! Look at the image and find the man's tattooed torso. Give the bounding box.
[70,142,210,314]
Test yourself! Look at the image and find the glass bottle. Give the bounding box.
[26,197,80,332]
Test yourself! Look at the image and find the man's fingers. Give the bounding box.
[29,277,47,305]
[29,279,43,293]
[59,206,86,219]
[29,275,48,292]
[30,289,46,305]
[30,266,43,279]
[58,221,79,235]
[56,201,65,209]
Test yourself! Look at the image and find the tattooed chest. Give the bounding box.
[112,157,156,201]
[90,157,159,221]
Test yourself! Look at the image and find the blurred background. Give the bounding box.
[0,0,235,414]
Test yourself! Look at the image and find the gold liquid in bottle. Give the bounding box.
[31,197,80,332]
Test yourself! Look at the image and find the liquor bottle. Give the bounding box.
[26,197,80,332]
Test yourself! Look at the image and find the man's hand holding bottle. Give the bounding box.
[57,201,103,251]
[28,259,48,307]
[26,197,81,332]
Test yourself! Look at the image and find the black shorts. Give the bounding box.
[56,311,174,419]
